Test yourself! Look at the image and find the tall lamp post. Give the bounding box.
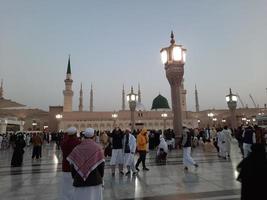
[226,88,237,130]
[160,31,186,146]
[207,112,214,126]
[161,113,168,132]
[212,118,217,127]
[55,114,63,132]
[127,87,138,131]
[32,121,37,131]
[111,112,118,128]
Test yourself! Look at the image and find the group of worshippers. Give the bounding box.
[9,132,44,167]
[60,126,169,200]
[109,127,149,176]
[236,124,266,158]
[109,127,169,176]
[61,127,105,200]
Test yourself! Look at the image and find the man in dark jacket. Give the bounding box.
[237,144,267,200]
[109,127,124,176]
[242,125,255,158]
[60,127,80,200]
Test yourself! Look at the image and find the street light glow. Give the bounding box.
[208,113,214,117]
[112,113,118,118]
[172,46,182,61]
[182,49,186,62]
[232,95,238,102]
[55,114,63,119]
[161,113,168,118]
[160,50,168,64]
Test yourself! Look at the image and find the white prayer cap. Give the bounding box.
[84,128,95,138]
[125,128,131,132]
[66,127,77,135]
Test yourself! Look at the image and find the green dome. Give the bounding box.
[151,94,170,110]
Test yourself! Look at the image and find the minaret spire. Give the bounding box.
[122,84,125,111]
[90,83,93,112]
[0,79,3,99]
[79,83,83,111]
[63,56,74,112]
[170,31,175,45]
[195,84,200,112]
[138,83,141,103]
[67,55,71,74]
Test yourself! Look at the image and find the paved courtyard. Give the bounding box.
[0,140,242,200]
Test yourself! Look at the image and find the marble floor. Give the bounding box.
[0,140,242,200]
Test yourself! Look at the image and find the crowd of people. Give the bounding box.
[1,123,267,200]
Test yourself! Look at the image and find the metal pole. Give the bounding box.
[131,109,135,131]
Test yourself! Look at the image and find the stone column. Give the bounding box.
[129,103,136,131]
[165,63,184,146]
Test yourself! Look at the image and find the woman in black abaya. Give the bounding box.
[11,134,26,167]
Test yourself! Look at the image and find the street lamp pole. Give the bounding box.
[55,114,63,132]
[226,88,237,131]
[161,113,168,132]
[127,87,138,131]
[111,112,118,128]
[160,31,186,146]
[32,121,37,131]
[207,112,214,126]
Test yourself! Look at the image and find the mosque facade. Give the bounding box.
[49,57,266,132]
[50,57,193,132]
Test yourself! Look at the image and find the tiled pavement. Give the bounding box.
[0,140,242,200]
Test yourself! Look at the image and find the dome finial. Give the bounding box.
[170,31,175,45]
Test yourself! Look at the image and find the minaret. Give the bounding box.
[90,83,93,112]
[122,84,125,111]
[63,55,74,112]
[195,84,200,112]
[78,83,83,112]
[0,79,3,99]
[138,83,141,103]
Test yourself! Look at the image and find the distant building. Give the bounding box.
[0,79,48,132]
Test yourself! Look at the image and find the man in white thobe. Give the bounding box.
[221,126,232,158]
[182,127,198,170]
[123,128,137,176]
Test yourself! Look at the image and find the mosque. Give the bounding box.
[48,56,193,132]
[48,57,264,132]
[0,57,265,133]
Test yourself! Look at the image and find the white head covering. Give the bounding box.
[66,127,77,135]
[84,128,95,138]
[125,128,131,132]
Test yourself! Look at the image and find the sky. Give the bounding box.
[0,0,267,112]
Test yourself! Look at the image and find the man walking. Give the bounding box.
[242,125,256,158]
[135,128,149,171]
[182,126,198,171]
[123,128,137,176]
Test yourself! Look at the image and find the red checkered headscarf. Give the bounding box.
[67,139,105,181]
